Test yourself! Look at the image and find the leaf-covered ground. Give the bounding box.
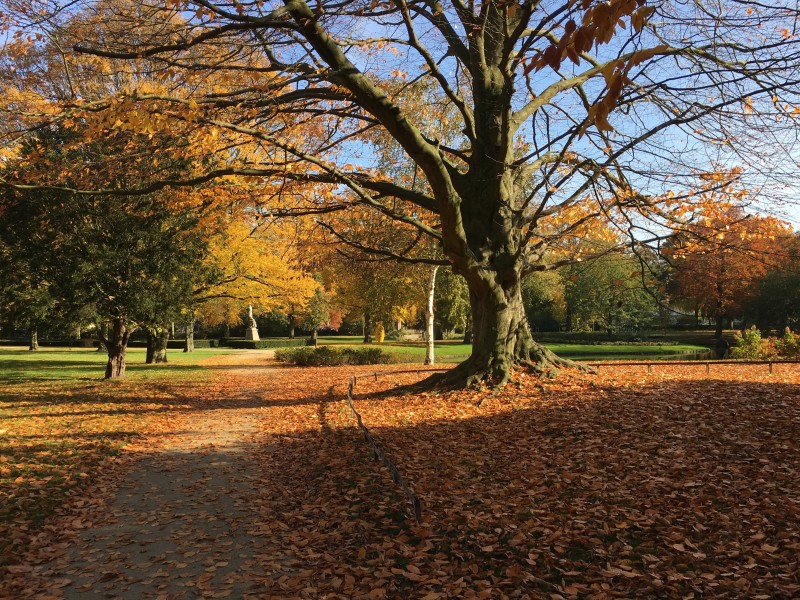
[1,353,798,599]
[0,349,219,565]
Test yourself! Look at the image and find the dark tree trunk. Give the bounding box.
[715,315,724,339]
[288,316,295,339]
[104,318,130,379]
[363,309,372,343]
[154,329,169,363]
[463,327,473,345]
[223,323,230,338]
[184,318,195,353]
[145,327,169,364]
[148,327,170,365]
[28,327,38,351]
[146,332,155,364]
[430,272,588,388]
[96,322,107,352]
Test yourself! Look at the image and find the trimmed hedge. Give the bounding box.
[274,346,399,366]
[223,338,313,349]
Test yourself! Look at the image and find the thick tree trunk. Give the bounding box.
[288,316,295,339]
[104,318,130,379]
[363,309,372,343]
[715,315,724,339]
[145,326,169,364]
[424,266,439,365]
[96,321,107,352]
[463,327,473,344]
[28,327,38,351]
[184,318,195,353]
[146,332,155,364]
[430,274,589,388]
[152,328,169,363]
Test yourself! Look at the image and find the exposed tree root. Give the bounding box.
[411,342,595,393]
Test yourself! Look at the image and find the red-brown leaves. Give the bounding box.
[334,363,800,598]
[3,356,798,599]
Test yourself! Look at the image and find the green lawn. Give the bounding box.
[546,343,709,361]
[0,347,239,385]
[317,337,708,363]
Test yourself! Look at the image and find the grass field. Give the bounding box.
[0,347,239,385]
[317,336,709,362]
[0,340,705,555]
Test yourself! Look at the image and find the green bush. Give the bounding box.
[731,326,766,359]
[274,346,398,366]
[729,326,800,360]
[222,338,313,349]
[776,328,800,358]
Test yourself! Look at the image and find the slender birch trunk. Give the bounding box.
[424,266,439,365]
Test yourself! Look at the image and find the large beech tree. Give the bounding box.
[2,0,800,385]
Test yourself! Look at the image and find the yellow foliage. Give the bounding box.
[195,210,316,326]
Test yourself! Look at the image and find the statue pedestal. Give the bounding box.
[245,327,260,341]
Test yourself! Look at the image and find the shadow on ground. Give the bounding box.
[2,363,798,599]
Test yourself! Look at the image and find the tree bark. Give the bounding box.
[104,317,130,379]
[288,316,295,339]
[184,317,195,353]
[28,327,38,351]
[424,266,439,365]
[153,328,169,363]
[428,272,589,388]
[146,326,169,363]
[463,327,473,345]
[363,309,372,343]
[96,321,107,352]
[146,331,155,364]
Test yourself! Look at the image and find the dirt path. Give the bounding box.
[27,352,276,599]
[7,353,432,600]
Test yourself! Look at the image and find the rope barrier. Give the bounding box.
[343,368,447,523]
[586,358,800,374]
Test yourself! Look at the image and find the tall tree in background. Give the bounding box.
[1,0,799,385]
[521,271,566,333]
[563,250,660,336]
[434,267,472,342]
[670,208,791,338]
[0,194,56,350]
[194,213,317,340]
[743,234,800,329]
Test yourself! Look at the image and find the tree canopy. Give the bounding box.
[1,0,799,385]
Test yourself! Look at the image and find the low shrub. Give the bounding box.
[6,338,98,348]
[775,328,800,358]
[731,326,800,360]
[183,339,216,349]
[128,339,217,350]
[730,326,765,359]
[274,346,398,366]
